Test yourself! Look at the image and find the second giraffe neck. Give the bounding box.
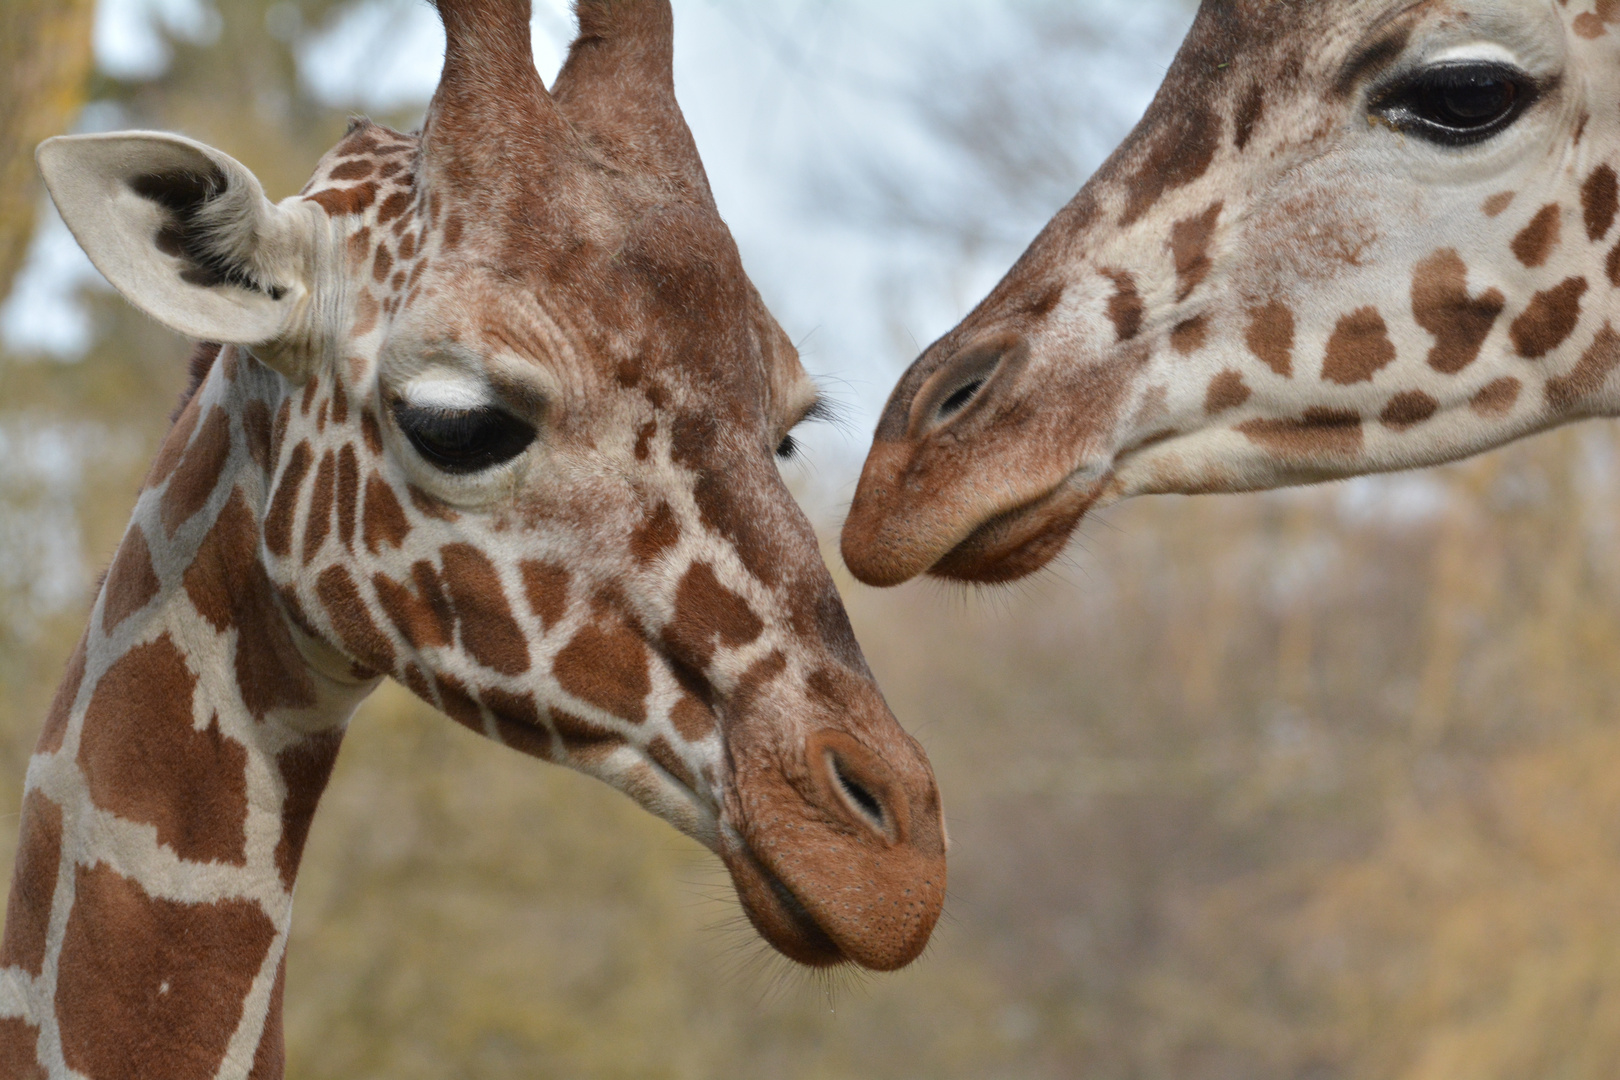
[0,347,378,1079]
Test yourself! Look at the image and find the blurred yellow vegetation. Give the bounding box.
[5,3,1620,1077]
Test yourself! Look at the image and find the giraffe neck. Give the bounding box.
[0,347,378,1080]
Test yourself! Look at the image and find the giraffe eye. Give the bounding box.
[392,401,536,473]
[1373,62,1537,147]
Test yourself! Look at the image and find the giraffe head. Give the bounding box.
[843,0,1620,586]
[37,0,944,971]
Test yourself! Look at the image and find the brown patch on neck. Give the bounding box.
[0,1017,46,1079]
[1379,390,1439,431]
[1120,105,1220,225]
[1583,165,1619,242]
[439,543,531,675]
[519,560,571,631]
[1321,307,1396,385]
[1471,376,1521,416]
[184,488,317,719]
[315,565,398,673]
[1245,301,1295,377]
[78,634,251,865]
[1546,322,1620,413]
[273,731,344,890]
[1170,202,1222,301]
[1170,315,1208,355]
[160,407,233,536]
[102,526,162,634]
[1238,407,1363,457]
[1483,191,1515,218]
[1510,277,1589,358]
[1204,370,1251,414]
[264,441,313,559]
[1511,204,1562,268]
[55,863,276,1080]
[1411,249,1505,374]
[0,790,64,977]
[1102,270,1144,342]
[553,618,651,724]
[663,561,764,670]
[37,635,87,755]
[630,501,681,564]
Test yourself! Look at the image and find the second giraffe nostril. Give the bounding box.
[805,728,912,846]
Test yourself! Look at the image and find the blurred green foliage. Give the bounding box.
[5,3,1620,1078]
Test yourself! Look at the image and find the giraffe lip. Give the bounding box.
[719,830,846,968]
[927,470,1106,584]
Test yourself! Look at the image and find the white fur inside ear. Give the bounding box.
[35,132,312,346]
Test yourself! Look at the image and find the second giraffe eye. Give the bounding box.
[393,401,536,473]
[1373,62,1537,147]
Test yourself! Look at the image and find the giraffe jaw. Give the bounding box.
[926,469,1110,585]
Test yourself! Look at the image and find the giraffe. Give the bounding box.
[0,1,949,1075]
[841,0,1620,587]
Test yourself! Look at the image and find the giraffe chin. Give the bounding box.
[927,477,1102,585]
[720,840,847,968]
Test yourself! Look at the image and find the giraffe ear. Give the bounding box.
[36,132,313,347]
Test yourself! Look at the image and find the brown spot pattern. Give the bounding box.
[1379,390,1439,431]
[1170,202,1222,301]
[1321,307,1396,385]
[1204,370,1250,414]
[1411,249,1505,375]
[37,636,86,755]
[1471,377,1521,416]
[520,561,570,631]
[274,732,343,890]
[1511,204,1561,268]
[1238,408,1363,457]
[1584,165,1619,242]
[671,694,715,741]
[554,620,651,724]
[302,449,337,564]
[440,544,529,675]
[1510,277,1588,359]
[79,634,249,865]
[102,527,161,634]
[361,474,410,554]
[1483,192,1515,218]
[184,489,316,720]
[1102,270,1144,342]
[664,562,765,669]
[56,863,276,1080]
[1546,322,1620,413]
[1170,315,1208,355]
[0,791,63,977]
[316,565,397,672]
[160,407,232,536]
[0,1018,45,1080]
[1246,301,1295,377]
[336,445,360,550]
[147,395,202,489]
[631,502,681,564]
[264,441,313,559]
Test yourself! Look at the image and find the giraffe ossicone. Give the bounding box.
[0,1,947,1075]
[843,0,1620,586]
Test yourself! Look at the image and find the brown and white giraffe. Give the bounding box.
[843,0,1620,586]
[0,2,948,1076]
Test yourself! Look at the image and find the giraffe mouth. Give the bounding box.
[928,470,1107,584]
[718,828,846,968]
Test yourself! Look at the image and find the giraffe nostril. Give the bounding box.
[806,730,910,845]
[831,753,887,831]
[907,332,1029,438]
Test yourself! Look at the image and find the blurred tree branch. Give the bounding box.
[0,0,96,299]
